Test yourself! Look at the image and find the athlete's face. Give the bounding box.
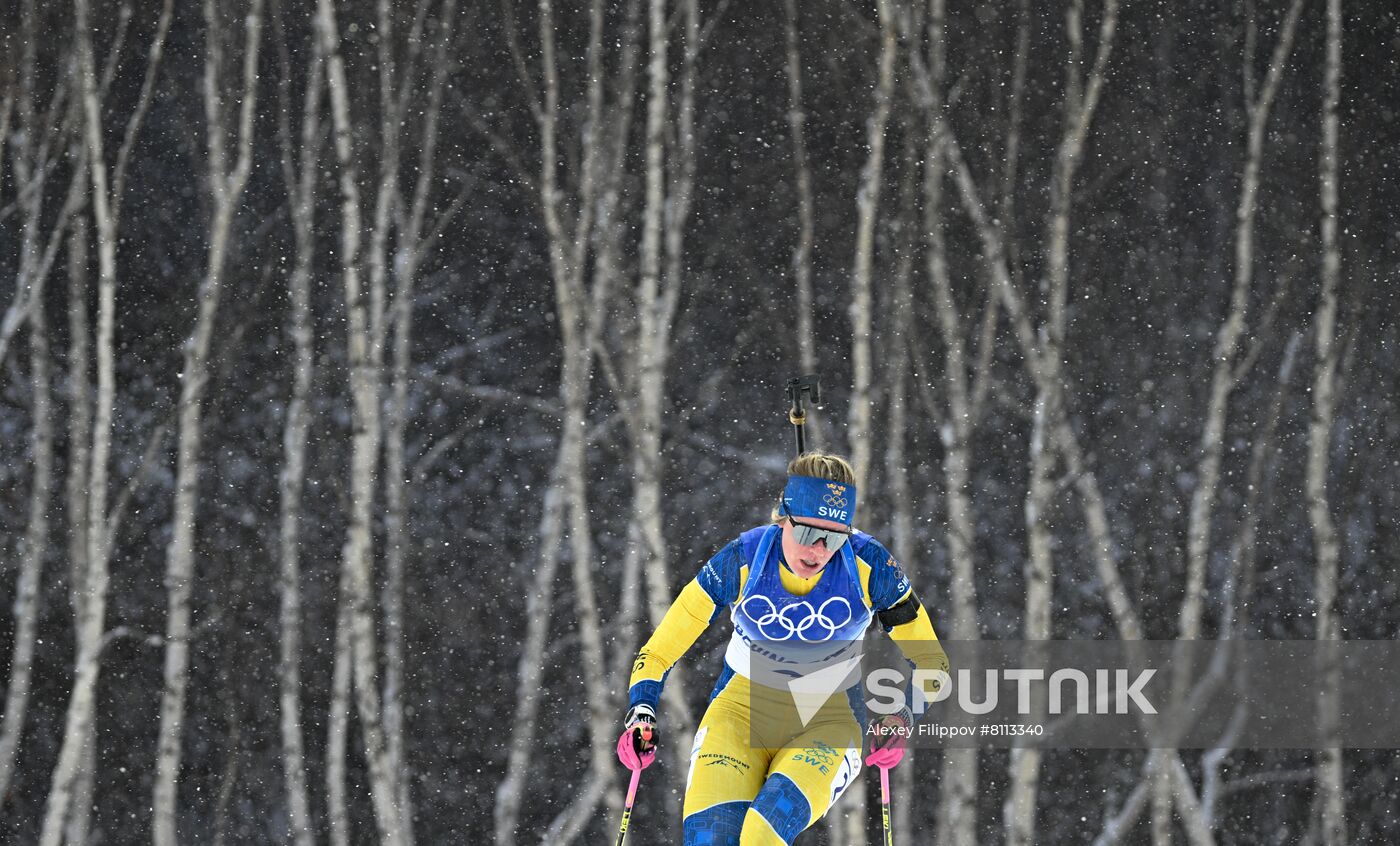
[780,515,850,579]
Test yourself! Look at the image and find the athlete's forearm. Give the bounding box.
[627,578,716,710]
[888,601,950,678]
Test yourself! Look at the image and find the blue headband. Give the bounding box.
[780,475,857,525]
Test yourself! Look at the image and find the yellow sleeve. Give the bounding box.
[888,601,950,699]
[627,579,717,709]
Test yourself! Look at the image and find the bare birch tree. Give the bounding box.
[382,6,461,833]
[152,4,264,842]
[914,3,997,842]
[1177,0,1305,667]
[39,2,172,841]
[847,0,897,494]
[831,6,896,841]
[616,0,704,811]
[347,0,408,827]
[534,1,616,840]
[783,0,823,441]
[1309,0,1346,840]
[0,254,54,806]
[0,0,79,799]
[61,179,98,846]
[326,574,353,846]
[314,0,406,840]
[490,0,636,840]
[1004,3,1119,840]
[272,1,324,841]
[905,1,1125,840]
[885,125,921,846]
[0,7,75,375]
[1158,2,1303,840]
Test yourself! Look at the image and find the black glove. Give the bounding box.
[623,704,660,754]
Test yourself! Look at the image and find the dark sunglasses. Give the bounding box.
[785,515,853,551]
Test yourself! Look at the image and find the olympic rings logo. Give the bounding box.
[739,595,853,642]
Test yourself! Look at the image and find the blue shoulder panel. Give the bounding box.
[696,538,746,608]
[737,524,772,563]
[853,533,912,613]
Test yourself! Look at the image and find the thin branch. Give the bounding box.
[695,0,733,52]
[499,0,543,122]
[111,0,174,218]
[433,374,560,417]
[454,91,540,195]
[422,179,476,251]
[1221,768,1317,797]
[107,421,170,542]
[98,5,135,96]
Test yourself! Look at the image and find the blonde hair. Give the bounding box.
[787,451,856,484]
[771,451,857,523]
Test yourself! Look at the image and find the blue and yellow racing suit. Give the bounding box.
[628,524,948,845]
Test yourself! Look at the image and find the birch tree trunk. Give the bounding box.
[383,7,459,834]
[847,0,896,493]
[667,3,701,738]
[493,0,620,837]
[836,7,896,841]
[0,0,49,376]
[0,260,54,804]
[0,7,60,796]
[1178,0,1305,663]
[535,2,613,840]
[40,2,170,841]
[315,0,406,840]
[375,4,456,840]
[921,5,985,843]
[783,0,823,442]
[326,584,354,846]
[1003,389,1056,846]
[906,2,1123,839]
[1005,2,1119,840]
[360,7,402,823]
[272,2,323,841]
[364,11,405,822]
[1309,0,1346,840]
[63,180,99,846]
[885,128,919,846]
[492,457,569,846]
[364,4,411,817]
[625,0,701,805]
[636,0,674,754]
[1159,3,1302,840]
[153,4,264,843]
[590,17,648,797]
[66,209,91,623]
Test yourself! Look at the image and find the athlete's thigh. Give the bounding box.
[739,717,863,845]
[682,688,771,846]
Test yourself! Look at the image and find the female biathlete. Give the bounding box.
[616,452,949,845]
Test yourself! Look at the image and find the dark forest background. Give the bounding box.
[1,0,1397,843]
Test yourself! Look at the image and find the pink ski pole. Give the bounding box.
[877,764,894,846]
